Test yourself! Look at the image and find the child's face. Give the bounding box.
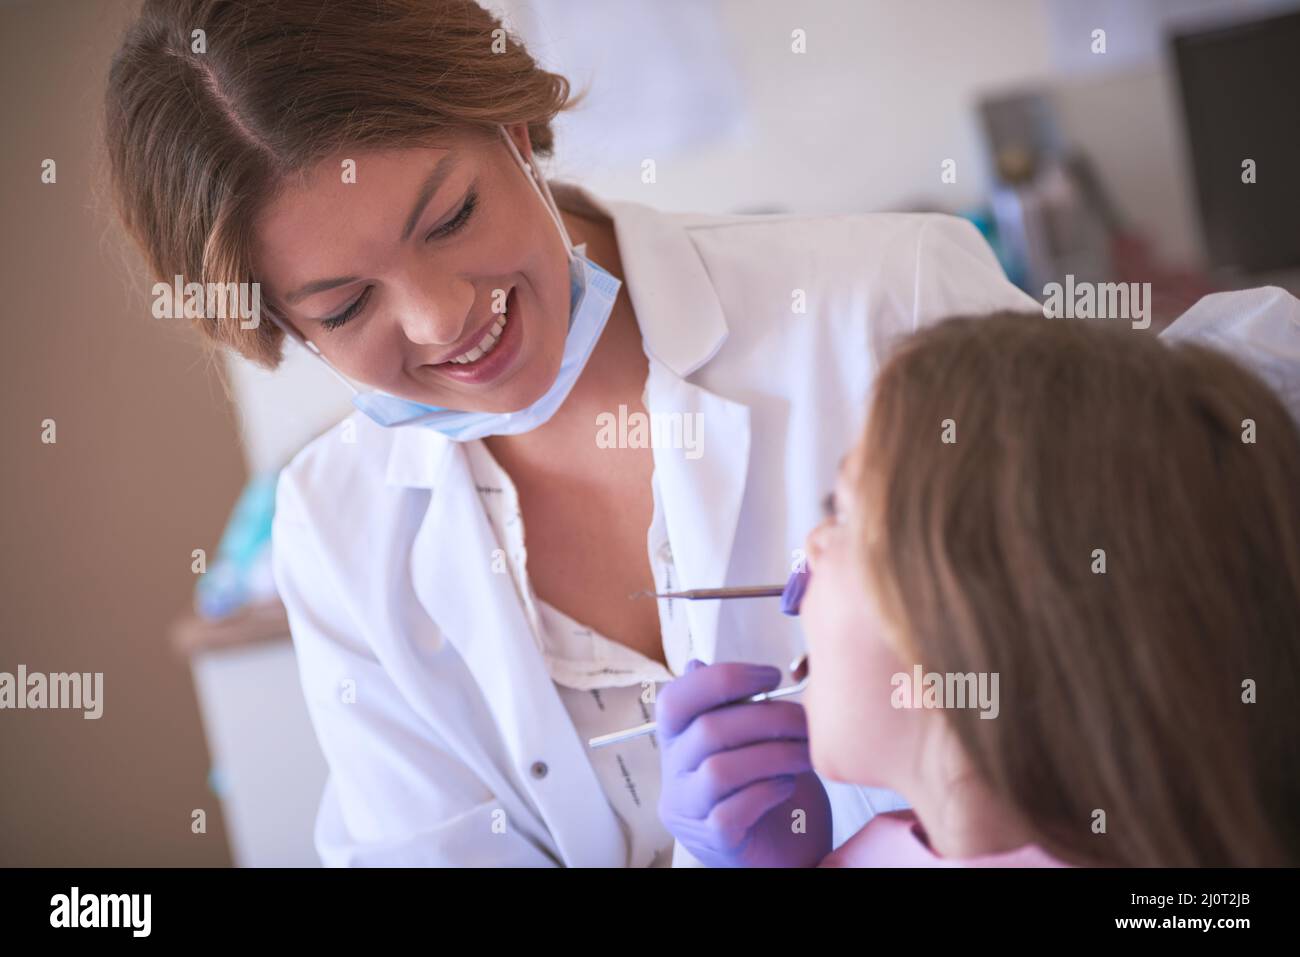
[800,437,919,786]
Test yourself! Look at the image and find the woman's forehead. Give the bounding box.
[252,144,479,275]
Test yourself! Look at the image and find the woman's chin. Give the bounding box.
[439,369,559,416]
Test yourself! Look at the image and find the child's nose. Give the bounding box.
[804,524,826,567]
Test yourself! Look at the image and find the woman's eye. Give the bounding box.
[821,491,838,520]
[425,189,477,242]
[320,285,373,331]
[317,190,477,331]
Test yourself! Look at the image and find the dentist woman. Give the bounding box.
[105,0,1038,866]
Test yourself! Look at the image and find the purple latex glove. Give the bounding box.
[656,659,832,867]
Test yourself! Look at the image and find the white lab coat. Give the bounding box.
[271,183,1041,866]
[1161,285,1300,426]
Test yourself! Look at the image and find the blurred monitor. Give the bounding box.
[1171,9,1300,273]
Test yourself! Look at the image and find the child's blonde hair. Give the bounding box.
[856,312,1300,866]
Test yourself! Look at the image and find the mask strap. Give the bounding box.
[262,304,362,395]
[498,125,576,261]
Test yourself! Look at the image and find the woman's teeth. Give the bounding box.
[446,313,508,365]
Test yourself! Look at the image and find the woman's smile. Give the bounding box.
[424,285,524,386]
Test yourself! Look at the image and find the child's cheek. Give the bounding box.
[801,537,873,774]
[800,533,855,662]
[802,531,913,786]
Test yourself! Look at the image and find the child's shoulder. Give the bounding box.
[818,810,1071,868]
[819,810,933,868]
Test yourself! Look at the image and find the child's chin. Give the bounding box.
[809,738,850,784]
[811,729,889,789]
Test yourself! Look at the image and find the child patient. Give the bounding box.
[803,312,1300,867]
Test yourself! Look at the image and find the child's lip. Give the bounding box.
[791,654,810,682]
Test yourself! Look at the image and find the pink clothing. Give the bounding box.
[819,810,1070,868]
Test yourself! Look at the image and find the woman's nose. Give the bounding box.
[394,274,477,347]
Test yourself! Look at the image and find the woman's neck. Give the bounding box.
[485,209,647,465]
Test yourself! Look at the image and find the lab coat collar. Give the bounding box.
[384,181,731,490]
[550,181,731,380]
[385,424,451,489]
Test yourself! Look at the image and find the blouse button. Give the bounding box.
[529,761,549,780]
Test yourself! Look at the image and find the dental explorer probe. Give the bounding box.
[588,568,811,749]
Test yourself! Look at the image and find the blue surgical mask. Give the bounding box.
[267,125,622,442]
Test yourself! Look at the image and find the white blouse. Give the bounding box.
[461,428,690,867]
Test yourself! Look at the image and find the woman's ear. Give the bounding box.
[503,122,535,170]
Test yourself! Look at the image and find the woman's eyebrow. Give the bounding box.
[282,154,462,305]
[284,274,361,305]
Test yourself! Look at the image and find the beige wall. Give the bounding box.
[1,0,239,865]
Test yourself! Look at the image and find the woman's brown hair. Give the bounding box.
[857,312,1300,866]
[104,0,574,369]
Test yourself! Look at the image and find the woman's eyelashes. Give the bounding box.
[321,285,372,331]
[427,188,477,242]
[317,188,480,331]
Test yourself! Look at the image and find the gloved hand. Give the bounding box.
[656,659,832,867]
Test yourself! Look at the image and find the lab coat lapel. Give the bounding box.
[648,367,751,667]
[405,435,626,867]
[592,184,752,667]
